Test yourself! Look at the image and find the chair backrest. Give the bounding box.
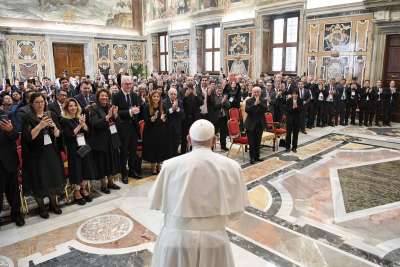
[139,120,145,139]
[229,108,240,121]
[264,113,275,131]
[227,119,241,139]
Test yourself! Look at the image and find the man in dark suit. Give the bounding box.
[286,77,297,94]
[163,86,184,158]
[112,76,142,183]
[0,110,25,226]
[75,81,96,114]
[215,85,230,151]
[336,79,349,126]
[298,81,310,134]
[383,80,398,126]
[324,79,337,126]
[41,77,56,102]
[373,80,385,126]
[59,77,77,98]
[245,86,267,164]
[48,89,68,119]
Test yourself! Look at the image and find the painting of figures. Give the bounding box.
[227,32,250,56]
[0,0,134,29]
[324,23,352,51]
[228,58,249,76]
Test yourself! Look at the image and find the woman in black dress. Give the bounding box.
[143,91,169,175]
[285,90,303,153]
[88,89,121,194]
[22,92,64,219]
[60,98,95,205]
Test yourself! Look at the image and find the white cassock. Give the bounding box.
[150,147,249,267]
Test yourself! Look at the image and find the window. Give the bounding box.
[159,33,168,72]
[204,26,221,73]
[272,15,299,73]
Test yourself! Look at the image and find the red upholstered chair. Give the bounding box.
[227,119,248,159]
[16,146,28,214]
[229,108,241,122]
[265,113,286,150]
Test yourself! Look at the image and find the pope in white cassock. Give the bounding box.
[150,119,249,267]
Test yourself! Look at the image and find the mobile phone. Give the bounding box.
[0,114,9,122]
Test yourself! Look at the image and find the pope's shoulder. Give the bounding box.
[162,149,241,170]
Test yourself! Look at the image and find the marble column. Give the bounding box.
[0,33,6,80]
[297,9,306,76]
[189,26,197,75]
[196,27,204,74]
[254,13,263,78]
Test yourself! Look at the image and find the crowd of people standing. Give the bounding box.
[0,71,398,226]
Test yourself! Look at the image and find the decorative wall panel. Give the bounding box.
[305,14,373,83]
[94,39,145,78]
[308,24,319,53]
[171,36,190,74]
[5,35,48,80]
[224,27,255,78]
[0,42,6,80]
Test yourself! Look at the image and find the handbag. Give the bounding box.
[279,138,286,147]
[77,145,92,158]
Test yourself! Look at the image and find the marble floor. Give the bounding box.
[1,124,400,267]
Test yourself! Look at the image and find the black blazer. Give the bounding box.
[48,101,62,118]
[21,111,60,156]
[88,104,116,152]
[0,110,18,173]
[112,90,141,138]
[286,98,303,127]
[75,93,96,110]
[244,97,267,131]
[163,97,184,136]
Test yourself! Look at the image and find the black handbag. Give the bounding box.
[279,138,286,147]
[77,145,92,158]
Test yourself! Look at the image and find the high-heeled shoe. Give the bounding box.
[81,190,93,202]
[49,196,62,215]
[35,197,49,219]
[74,196,86,206]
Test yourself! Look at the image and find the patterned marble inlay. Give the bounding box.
[248,185,271,212]
[368,128,400,138]
[295,138,341,160]
[337,160,400,213]
[340,143,373,150]
[29,248,152,267]
[242,158,293,183]
[77,215,133,244]
[0,256,13,267]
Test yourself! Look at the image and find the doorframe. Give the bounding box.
[46,35,95,80]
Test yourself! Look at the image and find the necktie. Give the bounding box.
[126,94,131,107]
[85,96,89,105]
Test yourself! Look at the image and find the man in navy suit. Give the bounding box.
[75,81,96,114]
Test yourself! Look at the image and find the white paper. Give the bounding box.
[44,134,52,146]
[109,124,117,134]
[77,134,86,146]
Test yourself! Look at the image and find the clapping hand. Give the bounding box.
[161,113,166,122]
[130,106,140,115]
[255,95,260,105]
[172,100,178,110]
[79,115,86,126]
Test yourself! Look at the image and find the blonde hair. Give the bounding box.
[62,98,82,119]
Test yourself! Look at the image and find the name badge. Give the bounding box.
[109,124,117,134]
[229,97,234,102]
[76,134,86,146]
[366,96,369,101]
[351,91,355,96]
[319,92,324,101]
[44,134,52,146]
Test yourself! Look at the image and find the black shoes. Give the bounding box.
[83,194,93,202]
[132,172,143,179]
[221,146,229,151]
[74,197,86,206]
[39,209,49,219]
[100,186,111,194]
[256,158,263,162]
[108,183,121,190]
[301,130,307,134]
[122,177,129,184]
[285,148,290,153]
[292,148,297,153]
[11,213,25,227]
[50,205,62,215]
[250,159,256,164]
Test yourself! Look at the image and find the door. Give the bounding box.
[383,35,400,122]
[53,43,85,78]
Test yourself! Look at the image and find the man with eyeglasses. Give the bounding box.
[112,76,142,183]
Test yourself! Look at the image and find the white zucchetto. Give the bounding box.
[189,119,215,141]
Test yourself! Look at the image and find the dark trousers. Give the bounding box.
[349,103,357,124]
[375,101,383,125]
[325,101,335,126]
[247,126,263,160]
[359,102,367,125]
[316,101,326,126]
[383,103,394,125]
[307,101,316,128]
[216,116,228,148]
[118,125,138,177]
[181,117,196,154]
[367,102,375,126]
[338,101,349,125]
[0,163,20,216]
[286,121,300,150]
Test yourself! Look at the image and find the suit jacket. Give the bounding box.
[286,98,303,127]
[244,97,267,131]
[0,109,18,173]
[298,88,311,106]
[88,104,116,152]
[286,83,298,94]
[75,93,96,110]
[112,90,141,138]
[48,101,63,119]
[163,97,184,136]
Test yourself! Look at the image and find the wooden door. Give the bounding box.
[53,43,85,78]
[383,35,400,122]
